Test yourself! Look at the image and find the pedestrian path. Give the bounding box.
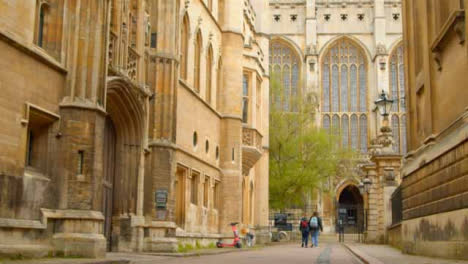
[345,243,468,264]
[0,243,362,264]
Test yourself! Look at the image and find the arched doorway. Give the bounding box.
[102,79,145,251]
[337,185,364,233]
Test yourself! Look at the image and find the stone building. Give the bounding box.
[0,0,269,258]
[400,0,468,260]
[267,0,406,239]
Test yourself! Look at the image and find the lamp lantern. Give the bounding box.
[374,90,394,117]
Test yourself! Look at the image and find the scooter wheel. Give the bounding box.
[235,242,242,248]
[216,242,223,248]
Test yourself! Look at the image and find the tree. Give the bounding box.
[269,76,358,211]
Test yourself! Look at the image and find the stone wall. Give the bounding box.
[387,223,402,250]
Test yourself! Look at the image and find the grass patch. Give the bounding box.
[178,241,219,253]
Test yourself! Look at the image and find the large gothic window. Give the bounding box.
[389,44,407,154]
[321,38,368,152]
[269,40,301,111]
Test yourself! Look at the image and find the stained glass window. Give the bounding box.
[269,40,301,112]
[342,115,349,148]
[351,114,358,149]
[360,115,368,153]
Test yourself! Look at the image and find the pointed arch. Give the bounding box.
[206,44,214,104]
[319,35,372,65]
[321,37,368,153]
[269,37,302,112]
[194,30,203,93]
[216,56,222,110]
[180,13,190,80]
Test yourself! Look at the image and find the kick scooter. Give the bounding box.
[216,222,242,248]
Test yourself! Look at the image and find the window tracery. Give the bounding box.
[321,39,368,152]
[269,40,301,112]
[389,43,407,154]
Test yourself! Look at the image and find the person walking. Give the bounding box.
[309,211,323,248]
[299,216,310,248]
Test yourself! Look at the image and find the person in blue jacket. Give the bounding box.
[309,211,323,248]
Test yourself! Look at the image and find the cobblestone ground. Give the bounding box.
[111,243,363,264]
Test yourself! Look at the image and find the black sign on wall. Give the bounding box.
[155,189,168,209]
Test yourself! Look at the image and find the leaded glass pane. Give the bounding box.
[323,115,330,133]
[323,64,330,112]
[401,115,407,154]
[243,75,248,96]
[359,115,367,153]
[392,115,400,153]
[332,65,339,112]
[332,114,340,137]
[269,41,300,113]
[273,65,281,107]
[341,65,348,112]
[283,65,290,111]
[359,64,366,112]
[292,64,298,112]
[391,61,398,112]
[399,64,406,111]
[342,115,349,148]
[350,65,357,111]
[351,114,358,150]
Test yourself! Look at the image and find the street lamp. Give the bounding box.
[363,177,372,193]
[358,181,365,195]
[358,177,372,195]
[374,90,394,117]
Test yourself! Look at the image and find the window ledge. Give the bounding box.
[431,10,465,53]
[0,30,67,74]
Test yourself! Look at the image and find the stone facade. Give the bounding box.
[267,0,405,236]
[0,0,269,258]
[400,0,468,259]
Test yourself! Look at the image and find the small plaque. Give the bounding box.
[155,189,168,209]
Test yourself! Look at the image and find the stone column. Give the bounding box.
[53,0,111,258]
[144,0,179,253]
[218,0,244,235]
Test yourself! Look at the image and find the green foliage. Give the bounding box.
[195,240,202,249]
[269,74,358,210]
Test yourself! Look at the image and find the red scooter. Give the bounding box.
[216,222,242,248]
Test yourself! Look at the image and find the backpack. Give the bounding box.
[300,219,309,229]
[310,216,319,228]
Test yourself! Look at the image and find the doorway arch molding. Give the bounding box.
[334,178,361,202]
